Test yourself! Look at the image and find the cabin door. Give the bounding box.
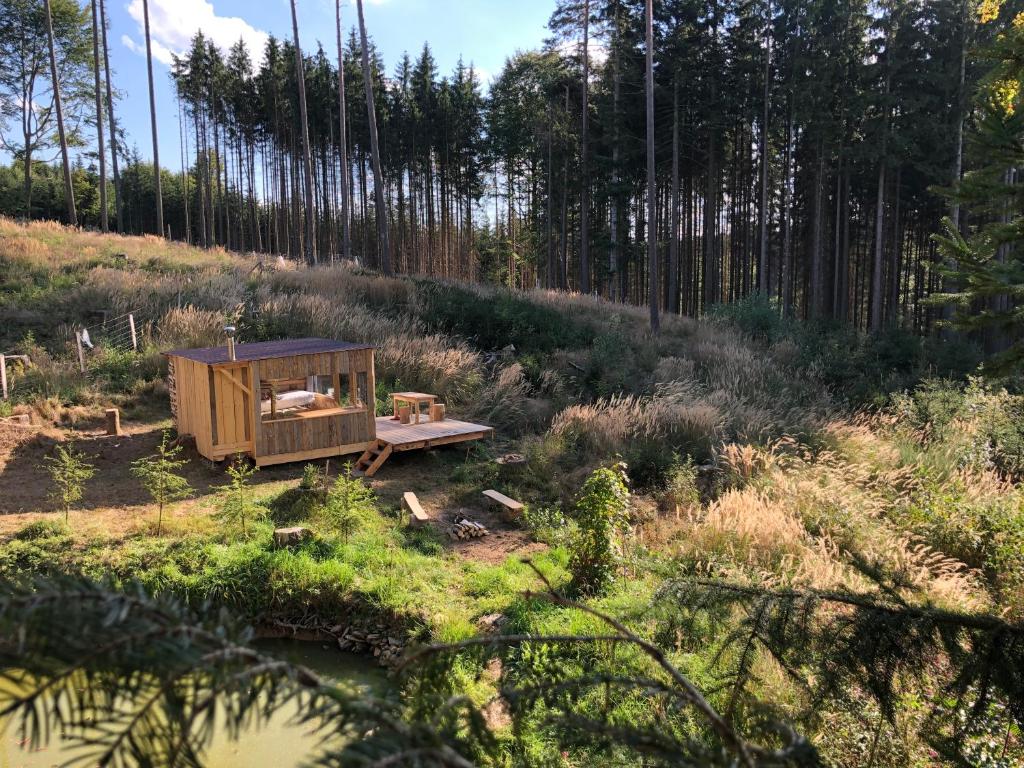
[210,363,255,457]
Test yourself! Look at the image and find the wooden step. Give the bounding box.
[352,441,393,477]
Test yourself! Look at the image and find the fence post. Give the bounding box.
[76,331,86,373]
[128,313,138,350]
[0,354,7,400]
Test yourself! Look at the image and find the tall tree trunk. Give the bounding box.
[336,0,352,261]
[290,0,317,264]
[356,0,391,274]
[870,21,893,332]
[758,0,772,295]
[90,1,107,231]
[781,107,793,316]
[99,0,122,230]
[142,0,163,236]
[579,0,591,293]
[43,0,76,226]
[645,0,659,334]
[668,78,680,314]
[609,41,621,301]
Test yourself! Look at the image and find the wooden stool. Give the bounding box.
[429,403,446,422]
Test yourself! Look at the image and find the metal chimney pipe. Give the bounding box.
[224,325,237,362]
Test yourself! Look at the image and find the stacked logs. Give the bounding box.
[448,516,489,540]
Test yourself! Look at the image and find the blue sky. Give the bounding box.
[108,0,556,171]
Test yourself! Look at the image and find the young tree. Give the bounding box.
[217,457,264,537]
[319,464,375,543]
[356,0,391,274]
[569,463,630,595]
[45,444,95,525]
[130,430,192,536]
[141,0,163,237]
[42,0,76,226]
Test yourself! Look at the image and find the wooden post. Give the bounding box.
[128,313,137,350]
[104,407,122,436]
[0,354,7,400]
[76,331,86,373]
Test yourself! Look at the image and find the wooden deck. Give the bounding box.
[375,415,493,450]
[352,415,492,477]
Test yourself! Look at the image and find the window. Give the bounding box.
[260,371,366,422]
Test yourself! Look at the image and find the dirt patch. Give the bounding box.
[1,417,543,565]
[435,504,546,565]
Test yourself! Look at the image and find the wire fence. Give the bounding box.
[75,310,145,372]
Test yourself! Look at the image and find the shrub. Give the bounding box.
[569,464,631,595]
[415,282,593,353]
[13,518,70,541]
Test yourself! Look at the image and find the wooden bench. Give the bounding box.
[482,489,524,521]
[403,492,430,527]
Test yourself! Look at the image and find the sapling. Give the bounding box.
[569,461,631,595]
[218,456,264,537]
[130,430,192,536]
[320,463,375,543]
[44,444,95,525]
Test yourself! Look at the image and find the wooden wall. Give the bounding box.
[252,349,376,466]
[209,362,253,457]
[168,356,214,459]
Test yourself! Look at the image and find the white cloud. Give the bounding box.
[122,0,269,67]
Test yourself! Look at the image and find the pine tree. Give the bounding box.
[130,431,192,536]
[933,1,1024,372]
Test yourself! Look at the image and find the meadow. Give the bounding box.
[1,217,1023,766]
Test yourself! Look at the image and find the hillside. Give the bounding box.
[1,218,1023,766]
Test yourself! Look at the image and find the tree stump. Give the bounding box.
[274,527,311,548]
[104,408,122,436]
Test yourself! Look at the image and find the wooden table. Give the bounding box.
[391,392,437,424]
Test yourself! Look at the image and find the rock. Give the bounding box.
[478,613,506,632]
[273,527,311,548]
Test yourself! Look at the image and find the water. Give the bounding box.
[1,640,389,768]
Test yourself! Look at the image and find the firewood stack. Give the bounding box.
[448,515,489,540]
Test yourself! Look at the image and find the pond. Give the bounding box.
[1,640,390,768]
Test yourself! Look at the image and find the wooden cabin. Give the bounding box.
[164,337,377,467]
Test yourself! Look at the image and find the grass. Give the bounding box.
[2,218,1023,766]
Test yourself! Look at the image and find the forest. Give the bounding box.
[4,0,1022,335]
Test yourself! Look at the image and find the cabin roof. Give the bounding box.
[164,337,374,365]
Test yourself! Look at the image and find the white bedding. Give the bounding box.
[261,390,315,415]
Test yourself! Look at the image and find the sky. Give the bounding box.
[102,0,556,172]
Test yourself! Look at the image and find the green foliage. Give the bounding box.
[87,347,151,394]
[660,455,701,511]
[43,444,95,524]
[131,430,193,536]
[12,518,69,542]
[521,503,570,545]
[318,466,376,543]
[216,457,265,538]
[569,464,631,596]
[892,378,1024,479]
[416,282,593,353]
[710,294,789,343]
